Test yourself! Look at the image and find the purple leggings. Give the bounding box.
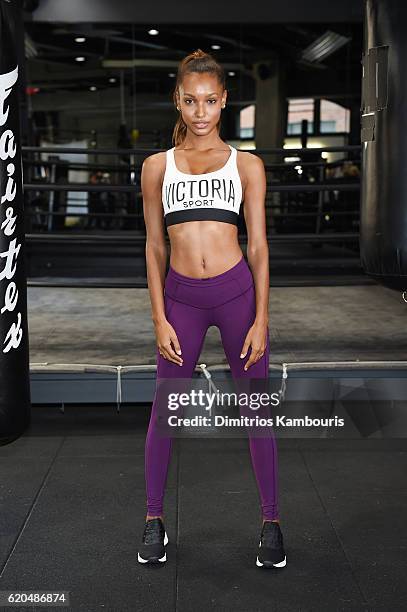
[145,255,279,520]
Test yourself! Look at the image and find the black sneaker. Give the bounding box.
[137,518,169,564]
[256,521,286,568]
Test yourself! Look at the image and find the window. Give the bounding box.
[287,98,314,135]
[239,104,255,138]
[320,99,350,133]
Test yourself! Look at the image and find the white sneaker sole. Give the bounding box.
[256,554,287,568]
[138,531,169,564]
[256,539,286,567]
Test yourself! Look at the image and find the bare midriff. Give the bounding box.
[167,220,244,279]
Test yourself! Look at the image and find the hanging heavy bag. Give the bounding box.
[360,0,407,291]
[0,0,31,444]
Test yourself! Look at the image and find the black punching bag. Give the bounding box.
[360,0,407,290]
[0,0,31,444]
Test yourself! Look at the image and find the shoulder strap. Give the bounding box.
[166,147,177,172]
[228,145,239,170]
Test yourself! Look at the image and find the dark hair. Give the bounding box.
[172,49,226,147]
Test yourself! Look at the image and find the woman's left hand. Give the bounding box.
[240,318,268,371]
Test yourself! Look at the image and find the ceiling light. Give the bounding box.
[109,77,117,83]
[228,71,235,76]
[211,44,221,50]
[301,30,351,64]
[148,29,159,36]
[89,86,97,91]
[168,72,176,77]
[75,37,86,43]
[75,56,85,62]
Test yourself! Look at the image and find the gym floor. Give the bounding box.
[0,413,406,611]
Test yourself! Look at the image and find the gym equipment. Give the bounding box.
[0,0,31,444]
[360,0,407,290]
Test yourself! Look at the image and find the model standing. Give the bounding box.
[138,49,286,569]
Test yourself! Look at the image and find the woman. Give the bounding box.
[138,49,286,569]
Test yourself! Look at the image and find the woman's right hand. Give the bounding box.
[155,319,183,366]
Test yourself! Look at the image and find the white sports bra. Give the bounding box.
[161,144,243,227]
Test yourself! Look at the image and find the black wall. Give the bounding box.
[32,0,363,23]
